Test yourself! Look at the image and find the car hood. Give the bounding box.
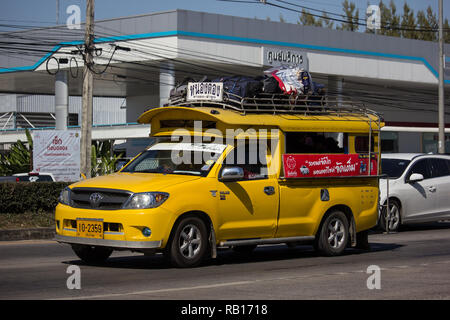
[69,172,201,193]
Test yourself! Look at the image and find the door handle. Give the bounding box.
[264,186,275,195]
[428,186,436,192]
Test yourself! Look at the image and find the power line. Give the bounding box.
[219,0,448,33]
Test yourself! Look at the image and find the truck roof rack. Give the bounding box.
[166,91,382,121]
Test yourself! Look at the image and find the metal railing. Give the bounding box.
[168,92,382,121]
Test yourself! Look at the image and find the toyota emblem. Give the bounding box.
[89,192,103,208]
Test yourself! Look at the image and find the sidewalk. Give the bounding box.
[0,228,55,241]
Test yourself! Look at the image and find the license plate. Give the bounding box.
[76,220,103,239]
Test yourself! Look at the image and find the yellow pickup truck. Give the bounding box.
[55,90,383,267]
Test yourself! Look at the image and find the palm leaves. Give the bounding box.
[91,140,123,177]
[0,131,121,178]
[0,129,33,175]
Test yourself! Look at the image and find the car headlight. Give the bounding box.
[122,192,169,209]
[59,187,71,206]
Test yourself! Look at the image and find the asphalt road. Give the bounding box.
[1,223,450,300]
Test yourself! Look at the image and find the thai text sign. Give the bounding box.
[283,154,377,178]
[33,130,81,182]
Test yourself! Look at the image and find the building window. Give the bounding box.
[381,132,398,153]
[422,133,450,153]
[285,132,347,154]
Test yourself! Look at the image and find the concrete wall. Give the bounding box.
[126,94,159,123]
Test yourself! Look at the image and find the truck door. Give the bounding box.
[215,142,279,240]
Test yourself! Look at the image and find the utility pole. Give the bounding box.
[80,0,94,178]
[438,0,445,154]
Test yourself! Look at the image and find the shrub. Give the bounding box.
[0,182,71,214]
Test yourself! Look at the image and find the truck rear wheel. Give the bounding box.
[315,211,349,256]
[166,216,208,268]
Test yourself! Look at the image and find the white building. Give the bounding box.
[0,10,449,156]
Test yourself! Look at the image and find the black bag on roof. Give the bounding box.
[213,75,263,101]
[262,75,282,94]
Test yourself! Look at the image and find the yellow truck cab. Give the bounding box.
[55,87,383,268]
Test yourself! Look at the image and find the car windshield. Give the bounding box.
[381,158,411,179]
[121,142,227,177]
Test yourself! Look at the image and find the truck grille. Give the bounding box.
[70,188,132,210]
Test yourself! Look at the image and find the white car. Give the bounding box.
[13,172,56,182]
[379,153,450,232]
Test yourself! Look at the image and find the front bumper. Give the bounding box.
[55,203,175,250]
[55,234,162,249]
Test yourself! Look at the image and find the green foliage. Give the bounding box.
[297,9,333,28]
[0,129,33,175]
[416,6,438,42]
[0,182,70,214]
[401,3,418,40]
[337,0,359,32]
[296,0,447,43]
[91,140,123,177]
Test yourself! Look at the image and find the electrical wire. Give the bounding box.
[218,0,449,33]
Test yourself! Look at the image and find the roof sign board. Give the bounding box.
[187,82,223,101]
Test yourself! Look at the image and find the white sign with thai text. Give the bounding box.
[33,130,81,182]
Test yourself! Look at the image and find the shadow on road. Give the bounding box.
[61,241,403,270]
[370,221,450,235]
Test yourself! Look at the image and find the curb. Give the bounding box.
[0,228,55,241]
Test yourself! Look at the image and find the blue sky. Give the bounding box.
[1,0,448,30]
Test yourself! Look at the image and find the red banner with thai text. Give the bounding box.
[283,154,378,178]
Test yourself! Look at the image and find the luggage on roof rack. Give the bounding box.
[167,83,380,121]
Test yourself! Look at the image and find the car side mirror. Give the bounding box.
[220,167,244,182]
[408,173,424,183]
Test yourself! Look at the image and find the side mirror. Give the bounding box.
[408,173,424,183]
[220,167,244,182]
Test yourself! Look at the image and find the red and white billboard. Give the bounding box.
[33,130,81,182]
[283,154,377,178]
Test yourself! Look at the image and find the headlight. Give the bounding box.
[59,187,71,206]
[122,192,169,209]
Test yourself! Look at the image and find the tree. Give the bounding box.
[388,0,401,37]
[337,0,359,32]
[297,9,322,27]
[378,0,391,35]
[444,18,450,43]
[318,12,335,29]
[416,6,436,42]
[401,2,418,40]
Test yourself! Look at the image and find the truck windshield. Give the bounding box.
[121,142,227,177]
[381,158,411,179]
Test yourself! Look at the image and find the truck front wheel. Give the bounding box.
[166,216,209,268]
[315,211,349,256]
